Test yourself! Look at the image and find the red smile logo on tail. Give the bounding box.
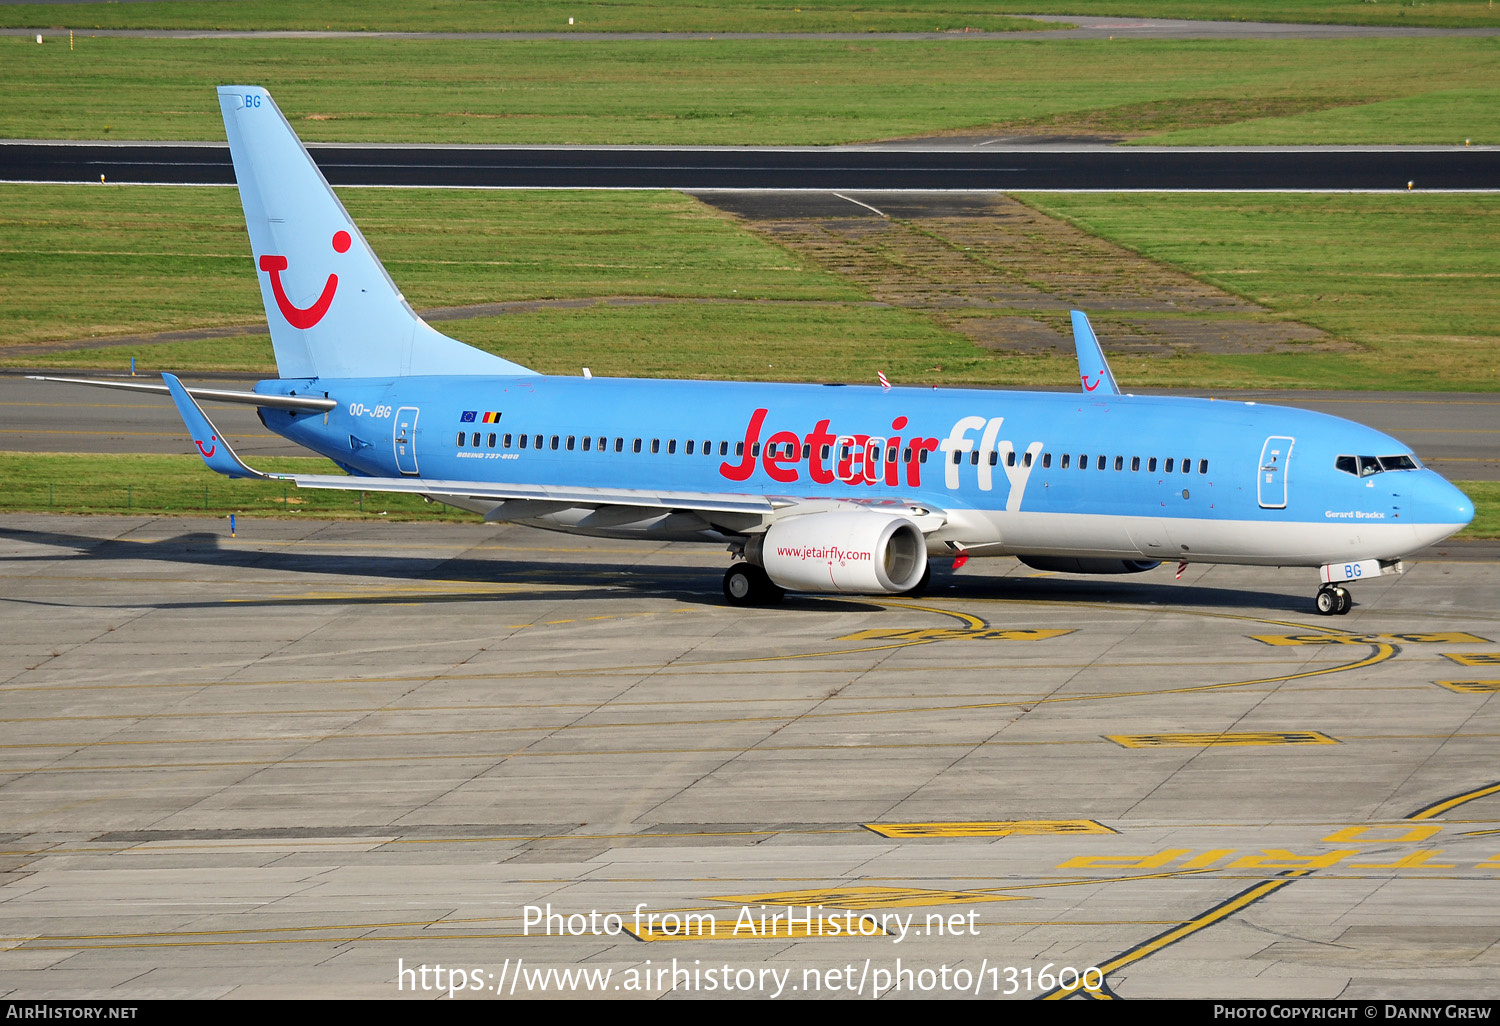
[259,230,351,329]
[195,435,217,458]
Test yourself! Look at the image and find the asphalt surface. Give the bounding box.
[0,514,1496,999]
[6,141,1498,190]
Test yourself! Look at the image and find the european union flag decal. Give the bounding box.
[460,411,477,423]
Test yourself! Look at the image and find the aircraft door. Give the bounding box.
[1257,435,1294,509]
[394,406,420,476]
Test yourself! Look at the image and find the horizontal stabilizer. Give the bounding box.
[29,375,337,411]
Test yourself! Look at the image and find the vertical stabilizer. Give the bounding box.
[1071,310,1120,396]
[218,86,533,380]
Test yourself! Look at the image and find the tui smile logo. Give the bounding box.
[195,434,217,458]
[259,230,351,329]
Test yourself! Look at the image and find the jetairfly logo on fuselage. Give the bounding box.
[259,230,352,330]
[718,409,1043,510]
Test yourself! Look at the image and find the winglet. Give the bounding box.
[1071,310,1120,396]
[161,372,270,480]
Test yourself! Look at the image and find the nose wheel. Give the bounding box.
[1315,584,1351,616]
[724,563,785,606]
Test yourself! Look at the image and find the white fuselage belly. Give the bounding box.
[488,503,1456,569]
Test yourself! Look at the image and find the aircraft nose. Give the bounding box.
[1414,473,1473,531]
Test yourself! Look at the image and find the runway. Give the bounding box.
[4,141,1498,191]
[0,514,1496,998]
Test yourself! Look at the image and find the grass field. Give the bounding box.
[5,185,1497,392]
[0,453,449,520]
[2,453,1493,540]
[3,36,1496,145]
[1018,192,1500,392]
[2,0,1495,31]
[0,184,862,346]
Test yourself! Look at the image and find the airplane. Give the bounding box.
[35,86,1474,615]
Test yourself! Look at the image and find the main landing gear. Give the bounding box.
[724,563,785,607]
[1315,584,1352,616]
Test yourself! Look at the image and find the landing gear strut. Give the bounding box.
[723,563,785,607]
[1315,584,1351,616]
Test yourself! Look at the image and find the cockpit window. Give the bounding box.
[1336,453,1419,477]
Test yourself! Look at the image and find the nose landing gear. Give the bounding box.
[1315,584,1351,616]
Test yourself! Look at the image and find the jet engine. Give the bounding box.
[1018,556,1161,575]
[750,512,928,595]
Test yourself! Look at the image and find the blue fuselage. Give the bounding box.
[257,374,1473,565]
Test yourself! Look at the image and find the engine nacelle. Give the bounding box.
[751,512,927,595]
[1018,556,1161,575]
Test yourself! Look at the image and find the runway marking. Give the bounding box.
[1106,731,1338,748]
[1408,781,1500,820]
[1443,653,1500,666]
[1435,680,1500,693]
[1038,869,1313,1000]
[864,821,1114,838]
[710,886,1021,910]
[838,627,1072,642]
[1251,631,1488,646]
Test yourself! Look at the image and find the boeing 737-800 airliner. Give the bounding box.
[37,87,1474,614]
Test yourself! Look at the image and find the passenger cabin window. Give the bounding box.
[651,439,661,454]
[1061,454,1070,469]
[1042,453,1052,469]
[1113,456,1123,471]
[1148,457,1157,473]
[633,438,642,454]
[583,436,592,451]
[615,437,624,453]
[1164,458,1173,473]
[1096,455,1106,471]
[519,434,528,449]
[456,432,465,447]
[472,432,481,447]
[566,436,575,451]
[1199,459,1209,474]
[488,433,497,448]
[1130,456,1140,472]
